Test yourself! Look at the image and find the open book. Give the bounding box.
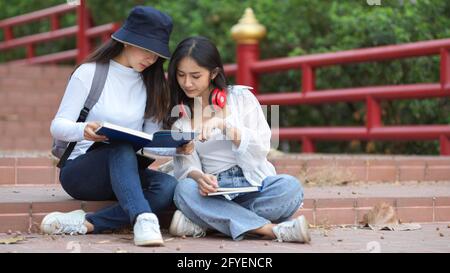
[95,122,197,150]
[207,186,261,196]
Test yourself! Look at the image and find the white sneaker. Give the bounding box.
[169,210,206,238]
[272,215,311,243]
[133,213,164,246]
[40,210,88,235]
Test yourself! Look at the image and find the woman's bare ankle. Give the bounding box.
[84,220,94,233]
[250,223,276,239]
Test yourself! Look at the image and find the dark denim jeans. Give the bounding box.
[60,142,177,233]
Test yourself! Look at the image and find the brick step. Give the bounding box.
[0,139,53,151]
[0,155,172,186]
[1,154,449,186]
[0,183,449,233]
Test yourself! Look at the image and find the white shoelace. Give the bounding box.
[54,216,86,235]
[184,217,206,238]
[273,220,298,242]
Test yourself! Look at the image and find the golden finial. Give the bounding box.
[231,8,266,44]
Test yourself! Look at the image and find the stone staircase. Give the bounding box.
[0,153,449,233]
[0,63,449,233]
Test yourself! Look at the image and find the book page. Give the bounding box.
[99,122,153,140]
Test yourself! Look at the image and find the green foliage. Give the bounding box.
[1,0,449,154]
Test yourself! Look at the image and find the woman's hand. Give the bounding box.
[176,140,194,155]
[84,122,108,142]
[197,117,224,142]
[195,173,219,196]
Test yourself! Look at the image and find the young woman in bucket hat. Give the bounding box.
[41,6,192,247]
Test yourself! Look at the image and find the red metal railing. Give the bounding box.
[0,0,118,64]
[1,3,449,155]
[225,39,450,155]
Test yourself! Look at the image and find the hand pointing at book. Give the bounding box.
[84,122,108,142]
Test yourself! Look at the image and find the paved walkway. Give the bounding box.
[1,222,449,253]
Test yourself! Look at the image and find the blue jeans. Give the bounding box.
[173,166,303,240]
[60,142,178,233]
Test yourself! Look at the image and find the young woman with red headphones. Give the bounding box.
[166,36,310,244]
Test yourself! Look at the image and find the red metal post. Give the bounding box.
[50,14,60,31]
[4,26,13,40]
[366,96,382,129]
[236,43,259,93]
[76,0,90,63]
[301,137,315,153]
[440,48,450,91]
[440,135,450,156]
[301,64,315,93]
[26,44,34,60]
[300,64,315,152]
[231,8,265,94]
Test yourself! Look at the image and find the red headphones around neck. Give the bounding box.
[209,87,227,109]
[179,87,227,118]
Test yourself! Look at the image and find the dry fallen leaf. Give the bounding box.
[361,202,421,231]
[0,236,25,244]
[361,202,399,227]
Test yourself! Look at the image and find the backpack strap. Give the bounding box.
[57,62,110,168]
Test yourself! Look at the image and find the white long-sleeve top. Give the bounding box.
[50,59,175,160]
[173,85,277,186]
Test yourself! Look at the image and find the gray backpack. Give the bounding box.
[52,62,109,168]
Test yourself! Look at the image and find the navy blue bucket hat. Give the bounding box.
[112,6,173,59]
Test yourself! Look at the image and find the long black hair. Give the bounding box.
[167,36,227,127]
[80,39,171,128]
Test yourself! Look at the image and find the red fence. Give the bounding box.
[0,0,118,64]
[1,2,449,155]
[226,39,450,155]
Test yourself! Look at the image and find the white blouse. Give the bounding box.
[173,85,277,186]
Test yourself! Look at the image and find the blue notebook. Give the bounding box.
[95,122,197,150]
